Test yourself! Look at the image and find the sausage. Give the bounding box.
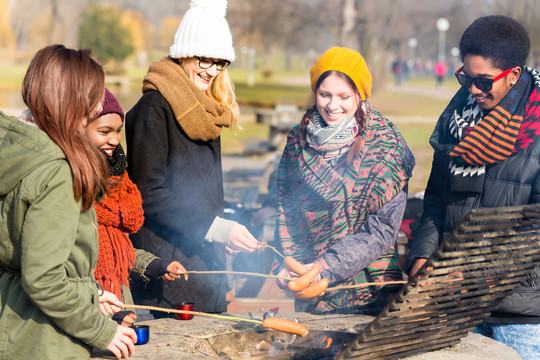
[262,317,309,337]
[287,263,320,292]
[294,278,329,300]
[283,256,308,276]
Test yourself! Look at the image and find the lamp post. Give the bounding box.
[436,18,449,63]
[241,46,256,87]
[408,37,417,75]
[451,46,460,71]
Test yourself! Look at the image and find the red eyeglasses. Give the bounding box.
[454,66,514,92]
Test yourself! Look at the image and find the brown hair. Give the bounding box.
[300,70,366,164]
[22,44,108,211]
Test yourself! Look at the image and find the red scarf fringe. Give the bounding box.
[94,173,143,299]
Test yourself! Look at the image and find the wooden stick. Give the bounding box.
[260,243,285,258]
[122,304,263,325]
[177,271,407,291]
[326,281,407,292]
[179,270,293,281]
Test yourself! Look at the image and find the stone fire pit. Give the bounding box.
[91,312,520,359]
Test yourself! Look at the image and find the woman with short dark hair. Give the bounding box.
[405,16,540,359]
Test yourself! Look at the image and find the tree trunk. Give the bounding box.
[340,0,359,49]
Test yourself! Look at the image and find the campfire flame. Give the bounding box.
[320,334,333,349]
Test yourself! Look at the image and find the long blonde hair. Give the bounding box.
[206,69,240,127]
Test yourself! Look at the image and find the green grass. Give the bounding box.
[234,82,311,108]
[221,121,269,154]
[0,64,27,89]
[393,121,435,194]
[371,89,448,117]
[0,62,447,192]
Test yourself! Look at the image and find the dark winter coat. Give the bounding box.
[125,91,228,313]
[405,110,540,323]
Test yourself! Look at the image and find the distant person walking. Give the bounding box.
[125,0,261,316]
[392,58,406,86]
[434,61,447,87]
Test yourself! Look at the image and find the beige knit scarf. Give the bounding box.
[142,57,232,141]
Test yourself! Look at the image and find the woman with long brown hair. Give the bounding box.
[0,44,136,359]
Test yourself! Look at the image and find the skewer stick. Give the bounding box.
[177,271,407,290]
[178,270,293,280]
[122,304,263,325]
[123,304,310,337]
[326,281,407,292]
[260,243,285,258]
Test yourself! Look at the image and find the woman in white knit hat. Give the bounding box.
[125,0,261,315]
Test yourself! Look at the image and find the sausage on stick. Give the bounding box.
[262,317,309,337]
[294,278,329,300]
[287,263,320,292]
[283,256,309,276]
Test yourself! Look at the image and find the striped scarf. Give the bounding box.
[276,102,415,314]
[305,109,359,167]
[431,66,540,192]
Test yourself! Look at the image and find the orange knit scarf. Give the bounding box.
[94,173,143,299]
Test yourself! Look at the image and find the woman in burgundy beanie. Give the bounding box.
[86,88,188,326]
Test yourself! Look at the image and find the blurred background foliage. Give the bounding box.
[1,0,539,193]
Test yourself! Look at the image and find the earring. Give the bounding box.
[511,81,515,85]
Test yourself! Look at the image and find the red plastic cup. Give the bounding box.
[175,302,195,320]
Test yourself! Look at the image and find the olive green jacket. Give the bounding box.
[0,112,117,359]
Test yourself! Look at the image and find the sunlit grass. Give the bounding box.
[0,64,27,89]
[0,62,449,192]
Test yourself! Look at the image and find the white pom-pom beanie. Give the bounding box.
[169,0,236,62]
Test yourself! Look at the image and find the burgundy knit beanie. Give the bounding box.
[96,88,124,123]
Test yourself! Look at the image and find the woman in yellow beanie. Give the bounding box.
[274,46,415,314]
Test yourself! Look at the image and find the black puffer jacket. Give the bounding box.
[405,105,540,323]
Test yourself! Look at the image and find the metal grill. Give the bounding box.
[339,204,540,360]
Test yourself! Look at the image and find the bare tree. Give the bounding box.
[489,0,540,66]
[48,0,58,44]
[340,0,358,49]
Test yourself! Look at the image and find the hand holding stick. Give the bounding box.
[122,304,309,337]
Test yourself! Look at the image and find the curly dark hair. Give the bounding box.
[459,15,530,70]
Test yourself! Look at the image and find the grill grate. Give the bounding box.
[339,204,540,360]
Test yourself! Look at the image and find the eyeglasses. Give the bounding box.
[454,66,514,92]
[197,57,230,71]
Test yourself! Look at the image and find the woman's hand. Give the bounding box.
[275,267,299,289]
[99,291,123,316]
[226,223,262,254]
[409,258,429,278]
[106,325,137,359]
[275,262,315,289]
[162,261,188,281]
[120,313,137,327]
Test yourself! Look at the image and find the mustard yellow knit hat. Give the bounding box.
[309,46,372,100]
